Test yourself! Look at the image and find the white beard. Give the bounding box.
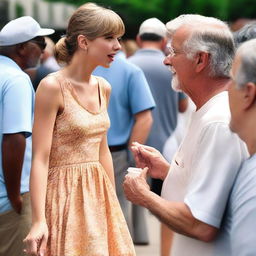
[171,74,182,92]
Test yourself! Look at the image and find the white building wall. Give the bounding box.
[7,0,75,29]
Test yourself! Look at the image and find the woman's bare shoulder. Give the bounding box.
[36,73,62,96]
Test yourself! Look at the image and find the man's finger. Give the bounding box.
[140,167,149,179]
[139,147,155,158]
[133,142,156,152]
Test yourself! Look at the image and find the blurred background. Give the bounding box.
[1,0,256,40]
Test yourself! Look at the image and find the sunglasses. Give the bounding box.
[29,38,47,50]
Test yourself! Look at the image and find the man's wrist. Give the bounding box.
[161,163,170,180]
[142,189,157,209]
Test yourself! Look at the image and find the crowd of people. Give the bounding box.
[0,2,256,256]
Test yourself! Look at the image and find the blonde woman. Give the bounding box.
[24,3,135,256]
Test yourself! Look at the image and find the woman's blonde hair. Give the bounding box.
[55,2,125,65]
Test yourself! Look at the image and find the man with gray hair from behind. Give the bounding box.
[216,38,256,255]
[233,21,256,47]
[123,14,249,256]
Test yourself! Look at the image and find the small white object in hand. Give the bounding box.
[127,167,142,177]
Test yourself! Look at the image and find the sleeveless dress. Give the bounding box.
[45,73,135,256]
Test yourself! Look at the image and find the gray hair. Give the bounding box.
[234,38,256,89]
[166,14,235,78]
[234,22,256,47]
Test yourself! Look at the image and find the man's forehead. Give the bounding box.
[170,22,227,39]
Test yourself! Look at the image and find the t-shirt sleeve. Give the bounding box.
[184,122,247,228]
[230,158,256,255]
[2,76,33,137]
[128,67,155,114]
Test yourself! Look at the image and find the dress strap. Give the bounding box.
[94,76,110,109]
[48,71,69,114]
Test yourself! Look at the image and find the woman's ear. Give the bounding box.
[195,51,210,73]
[244,82,256,110]
[77,35,88,51]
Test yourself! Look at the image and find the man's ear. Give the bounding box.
[244,82,256,110]
[16,43,29,57]
[77,34,88,51]
[136,35,142,48]
[195,51,210,73]
[161,37,167,51]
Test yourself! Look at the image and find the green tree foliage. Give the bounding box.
[45,0,256,37]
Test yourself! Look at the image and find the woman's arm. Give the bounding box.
[24,75,63,256]
[99,135,115,189]
[98,79,115,188]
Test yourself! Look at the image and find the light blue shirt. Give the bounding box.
[0,55,34,213]
[129,49,187,152]
[93,52,155,146]
[215,154,256,255]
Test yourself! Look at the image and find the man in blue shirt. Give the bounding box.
[93,52,155,244]
[214,38,256,255]
[0,16,54,256]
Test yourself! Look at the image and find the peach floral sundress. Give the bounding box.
[44,72,135,256]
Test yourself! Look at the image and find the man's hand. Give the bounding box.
[123,167,150,207]
[131,142,170,180]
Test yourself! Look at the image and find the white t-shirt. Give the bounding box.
[161,92,248,256]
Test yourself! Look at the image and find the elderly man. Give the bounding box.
[129,17,187,252]
[215,38,256,255]
[123,14,248,256]
[0,16,54,256]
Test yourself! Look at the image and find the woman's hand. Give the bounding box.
[23,221,48,256]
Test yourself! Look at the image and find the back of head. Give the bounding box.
[0,16,54,68]
[0,16,54,47]
[122,39,138,57]
[234,38,256,89]
[138,17,167,41]
[44,37,55,56]
[234,22,256,47]
[55,2,125,65]
[166,14,234,78]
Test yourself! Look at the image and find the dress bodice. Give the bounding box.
[48,73,110,168]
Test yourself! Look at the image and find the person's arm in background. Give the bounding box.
[2,76,34,214]
[126,66,155,154]
[128,109,153,149]
[2,133,26,214]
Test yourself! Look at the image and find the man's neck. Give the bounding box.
[190,77,230,110]
[140,41,162,51]
[239,111,256,156]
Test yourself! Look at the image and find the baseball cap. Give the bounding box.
[0,16,55,46]
[139,18,167,38]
